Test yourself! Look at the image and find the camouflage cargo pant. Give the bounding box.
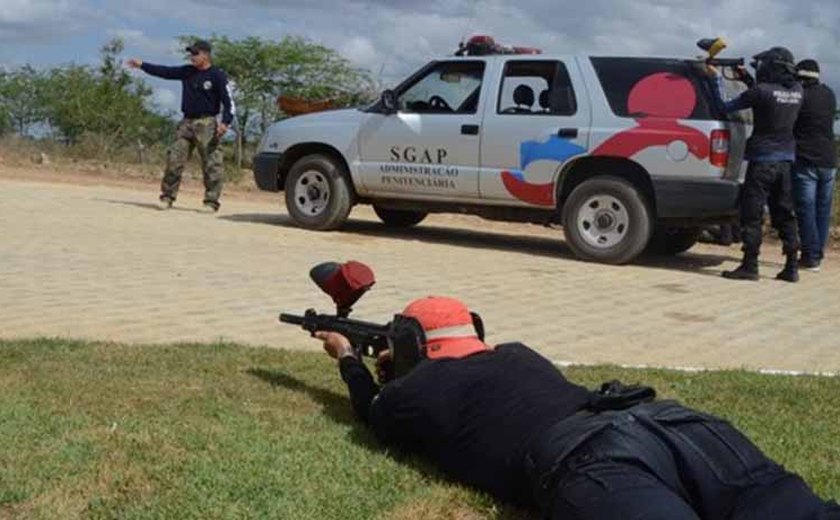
[161,117,224,208]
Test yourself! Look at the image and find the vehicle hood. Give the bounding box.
[259,107,371,155]
[275,108,367,129]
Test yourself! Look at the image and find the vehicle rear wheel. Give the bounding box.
[373,206,428,228]
[284,154,353,230]
[561,176,653,265]
[646,226,701,255]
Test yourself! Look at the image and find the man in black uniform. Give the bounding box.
[792,59,837,272]
[709,47,803,282]
[128,40,235,213]
[316,296,839,519]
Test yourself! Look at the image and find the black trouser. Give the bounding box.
[526,402,839,519]
[740,161,800,258]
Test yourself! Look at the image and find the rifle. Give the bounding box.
[696,37,750,83]
[279,308,391,359]
[279,261,393,359]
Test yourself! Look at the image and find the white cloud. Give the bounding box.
[106,28,179,58]
[150,86,179,113]
[1,0,838,94]
[0,0,100,43]
[340,37,379,71]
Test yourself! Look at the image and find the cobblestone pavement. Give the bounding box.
[1,175,838,374]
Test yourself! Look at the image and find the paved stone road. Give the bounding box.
[1,175,838,373]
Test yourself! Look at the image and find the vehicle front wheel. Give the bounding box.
[646,226,701,256]
[561,176,653,265]
[284,154,353,230]
[373,206,428,228]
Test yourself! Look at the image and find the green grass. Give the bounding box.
[1,339,838,519]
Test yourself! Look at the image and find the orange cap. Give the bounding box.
[401,296,489,360]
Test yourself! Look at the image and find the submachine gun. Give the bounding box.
[279,261,392,360]
[280,261,425,379]
[695,37,752,84]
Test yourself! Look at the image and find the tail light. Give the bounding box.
[710,129,730,168]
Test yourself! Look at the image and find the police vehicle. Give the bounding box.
[253,36,748,264]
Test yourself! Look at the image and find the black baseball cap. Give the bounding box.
[186,40,212,54]
[752,46,794,65]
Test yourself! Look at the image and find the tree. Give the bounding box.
[0,65,46,136]
[0,111,9,136]
[40,38,174,152]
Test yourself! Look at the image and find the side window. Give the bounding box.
[398,61,485,115]
[498,60,577,116]
[590,57,719,120]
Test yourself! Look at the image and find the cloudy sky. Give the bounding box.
[1,0,838,114]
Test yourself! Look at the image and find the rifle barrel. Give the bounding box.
[707,58,745,67]
[279,313,304,325]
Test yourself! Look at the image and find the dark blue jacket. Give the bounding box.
[715,75,803,162]
[141,63,235,125]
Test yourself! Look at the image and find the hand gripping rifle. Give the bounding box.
[279,261,392,359]
[697,37,745,68]
[696,37,752,84]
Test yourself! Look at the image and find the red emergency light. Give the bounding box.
[456,35,543,56]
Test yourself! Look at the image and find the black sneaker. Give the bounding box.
[201,202,220,214]
[798,257,821,273]
[722,265,759,281]
[776,266,800,283]
[158,197,173,210]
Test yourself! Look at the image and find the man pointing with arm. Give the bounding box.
[128,39,235,213]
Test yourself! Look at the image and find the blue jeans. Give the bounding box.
[793,163,837,262]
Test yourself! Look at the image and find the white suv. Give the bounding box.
[253,49,747,264]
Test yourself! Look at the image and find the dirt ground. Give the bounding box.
[1,162,838,374]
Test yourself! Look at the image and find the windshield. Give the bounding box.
[397,61,485,114]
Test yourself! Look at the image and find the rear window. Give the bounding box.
[591,57,725,121]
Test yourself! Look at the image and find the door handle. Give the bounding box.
[557,128,579,139]
[461,124,480,136]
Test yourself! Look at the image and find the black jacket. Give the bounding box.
[140,63,235,125]
[722,81,803,162]
[339,343,591,504]
[794,81,837,168]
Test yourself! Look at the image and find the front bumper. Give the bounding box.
[653,177,740,222]
[252,152,283,192]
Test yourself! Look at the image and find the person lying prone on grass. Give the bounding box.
[316,296,840,520]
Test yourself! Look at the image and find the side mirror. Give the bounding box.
[381,89,398,114]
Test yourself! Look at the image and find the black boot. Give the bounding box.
[722,254,759,281]
[776,255,799,283]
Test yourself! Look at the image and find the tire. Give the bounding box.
[561,176,653,265]
[284,154,353,231]
[373,206,428,228]
[646,226,701,256]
